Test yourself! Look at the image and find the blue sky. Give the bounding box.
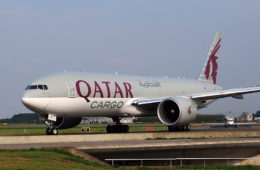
[1,0,260,118]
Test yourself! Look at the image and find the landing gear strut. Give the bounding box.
[168,124,191,132]
[106,117,129,133]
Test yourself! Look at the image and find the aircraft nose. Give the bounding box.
[21,91,50,113]
[21,97,30,106]
[21,91,40,111]
[21,91,31,106]
[21,96,46,113]
[21,97,34,109]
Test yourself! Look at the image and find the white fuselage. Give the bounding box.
[22,72,221,118]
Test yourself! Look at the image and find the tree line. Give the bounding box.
[0,113,44,124]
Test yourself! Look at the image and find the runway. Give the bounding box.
[0,137,259,150]
[0,129,259,145]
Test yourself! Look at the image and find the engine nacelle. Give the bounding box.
[52,117,82,129]
[157,97,197,126]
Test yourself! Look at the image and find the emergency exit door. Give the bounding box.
[66,82,76,98]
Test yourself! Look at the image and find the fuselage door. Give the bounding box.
[66,82,76,98]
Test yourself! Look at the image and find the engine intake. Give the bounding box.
[157,97,197,126]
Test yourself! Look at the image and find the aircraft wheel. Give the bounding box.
[168,126,189,132]
[52,128,58,135]
[106,125,112,133]
[117,125,125,133]
[106,125,117,133]
[46,127,58,135]
[46,127,53,135]
[117,125,123,133]
[168,126,175,132]
[106,125,129,133]
[185,125,191,131]
[121,125,129,133]
[174,126,181,131]
[124,125,129,133]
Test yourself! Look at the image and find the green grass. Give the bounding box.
[0,149,113,170]
[0,123,168,135]
[0,149,258,170]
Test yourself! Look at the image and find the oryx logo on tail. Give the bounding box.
[199,32,221,84]
[204,39,221,84]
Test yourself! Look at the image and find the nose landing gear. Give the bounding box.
[45,120,58,135]
[46,127,58,135]
[106,117,129,133]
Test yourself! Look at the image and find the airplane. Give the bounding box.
[224,116,237,128]
[21,32,260,135]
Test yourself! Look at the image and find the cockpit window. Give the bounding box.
[25,85,48,90]
[38,85,44,90]
[43,85,48,90]
[30,85,38,90]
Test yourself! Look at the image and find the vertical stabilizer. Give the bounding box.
[198,32,221,84]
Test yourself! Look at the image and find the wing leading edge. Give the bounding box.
[132,86,260,106]
[190,86,260,101]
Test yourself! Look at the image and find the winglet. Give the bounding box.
[198,32,221,84]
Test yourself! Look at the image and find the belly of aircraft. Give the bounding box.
[43,97,146,117]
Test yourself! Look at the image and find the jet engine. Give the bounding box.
[51,117,82,129]
[157,97,197,126]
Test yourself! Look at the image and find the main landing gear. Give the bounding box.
[106,117,129,133]
[168,124,191,132]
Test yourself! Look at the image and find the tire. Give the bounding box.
[168,126,174,132]
[185,125,191,131]
[117,125,122,133]
[106,125,129,133]
[121,125,129,133]
[124,125,129,133]
[46,127,53,135]
[52,128,58,135]
[116,125,122,133]
[106,125,112,133]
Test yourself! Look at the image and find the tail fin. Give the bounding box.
[198,32,221,84]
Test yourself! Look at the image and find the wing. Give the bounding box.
[191,86,260,101]
[132,86,260,106]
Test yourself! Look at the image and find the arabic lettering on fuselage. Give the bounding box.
[138,80,161,88]
[76,80,134,102]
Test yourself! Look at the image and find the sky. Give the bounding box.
[1,0,260,118]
